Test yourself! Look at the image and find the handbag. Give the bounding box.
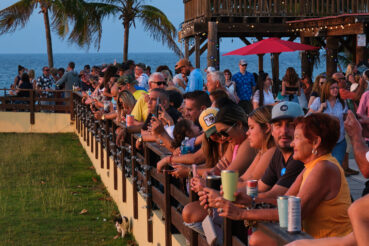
[202,215,217,246]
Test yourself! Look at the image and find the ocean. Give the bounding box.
[0,52,327,89]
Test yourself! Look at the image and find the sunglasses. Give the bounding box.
[216,123,237,138]
[152,81,167,86]
[240,64,247,67]
[44,69,50,72]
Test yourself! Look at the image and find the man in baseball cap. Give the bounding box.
[235,101,305,206]
[175,58,203,92]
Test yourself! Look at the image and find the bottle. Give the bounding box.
[180,137,189,154]
[87,88,92,96]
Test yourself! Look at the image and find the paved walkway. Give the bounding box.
[347,159,367,200]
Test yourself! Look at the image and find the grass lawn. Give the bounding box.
[0,133,134,245]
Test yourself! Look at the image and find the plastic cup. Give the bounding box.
[221,170,238,201]
[277,196,289,229]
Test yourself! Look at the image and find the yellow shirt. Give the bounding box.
[301,154,352,238]
[133,89,147,101]
[131,93,148,122]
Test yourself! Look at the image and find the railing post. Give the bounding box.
[121,142,127,202]
[100,121,104,169]
[164,168,172,246]
[30,90,35,125]
[189,189,199,246]
[144,144,153,243]
[105,121,110,170]
[131,134,138,219]
[223,218,232,246]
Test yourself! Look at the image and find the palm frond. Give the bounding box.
[138,5,183,57]
[0,0,36,34]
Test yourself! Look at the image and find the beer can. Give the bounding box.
[287,196,301,233]
[277,196,289,229]
[246,180,258,198]
[206,175,222,191]
[126,114,134,127]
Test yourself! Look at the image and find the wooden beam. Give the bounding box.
[188,36,206,57]
[184,38,189,59]
[200,42,208,55]
[195,35,201,68]
[239,37,251,45]
[326,36,339,77]
[207,22,218,68]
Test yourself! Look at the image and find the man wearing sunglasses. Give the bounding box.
[175,58,203,93]
[232,59,256,114]
[116,74,147,101]
[333,72,365,102]
[130,72,167,124]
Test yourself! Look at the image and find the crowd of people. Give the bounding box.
[11,58,369,245]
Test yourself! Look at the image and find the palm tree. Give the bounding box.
[0,0,111,68]
[101,0,183,61]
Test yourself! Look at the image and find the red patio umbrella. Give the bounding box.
[222,37,319,56]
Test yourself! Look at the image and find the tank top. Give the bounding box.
[301,154,352,238]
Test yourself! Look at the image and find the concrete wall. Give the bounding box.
[0,112,74,133]
[76,128,186,246]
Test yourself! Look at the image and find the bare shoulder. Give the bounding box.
[313,159,340,176]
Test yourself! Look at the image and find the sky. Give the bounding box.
[0,0,245,54]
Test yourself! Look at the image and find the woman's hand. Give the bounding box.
[199,187,221,209]
[190,176,205,193]
[159,105,174,126]
[151,116,165,136]
[173,147,181,156]
[157,156,170,173]
[214,197,245,220]
[319,102,327,112]
[215,157,230,171]
[170,164,190,179]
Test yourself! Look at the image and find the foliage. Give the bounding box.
[0,133,135,245]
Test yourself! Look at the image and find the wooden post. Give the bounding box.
[223,218,232,246]
[185,38,189,59]
[326,36,339,77]
[207,21,218,68]
[30,90,35,125]
[301,36,313,78]
[131,134,138,219]
[105,121,110,170]
[121,144,127,202]
[258,54,264,72]
[100,123,104,169]
[144,145,153,243]
[356,34,368,65]
[189,189,198,246]
[195,35,201,68]
[271,53,281,94]
[164,169,172,246]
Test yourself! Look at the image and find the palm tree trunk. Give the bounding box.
[123,21,129,62]
[42,7,54,68]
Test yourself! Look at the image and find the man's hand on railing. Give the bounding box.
[170,163,190,179]
[94,111,103,120]
[214,197,245,220]
[116,127,127,147]
[157,156,171,173]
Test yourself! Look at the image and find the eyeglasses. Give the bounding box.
[216,123,237,138]
[151,81,167,86]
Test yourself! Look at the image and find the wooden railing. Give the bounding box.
[72,92,313,246]
[184,0,369,22]
[0,89,74,124]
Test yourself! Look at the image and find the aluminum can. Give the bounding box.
[288,196,301,233]
[277,196,289,229]
[126,114,134,127]
[206,175,222,191]
[246,180,258,198]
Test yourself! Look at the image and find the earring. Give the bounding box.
[312,149,318,155]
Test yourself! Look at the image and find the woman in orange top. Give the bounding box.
[214,113,352,246]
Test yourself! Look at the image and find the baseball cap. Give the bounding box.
[270,101,304,122]
[117,74,137,86]
[205,66,216,73]
[239,59,247,65]
[175,58,190,70]
[199,107,219,138]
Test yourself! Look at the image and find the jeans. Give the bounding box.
[332,139,347,166]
